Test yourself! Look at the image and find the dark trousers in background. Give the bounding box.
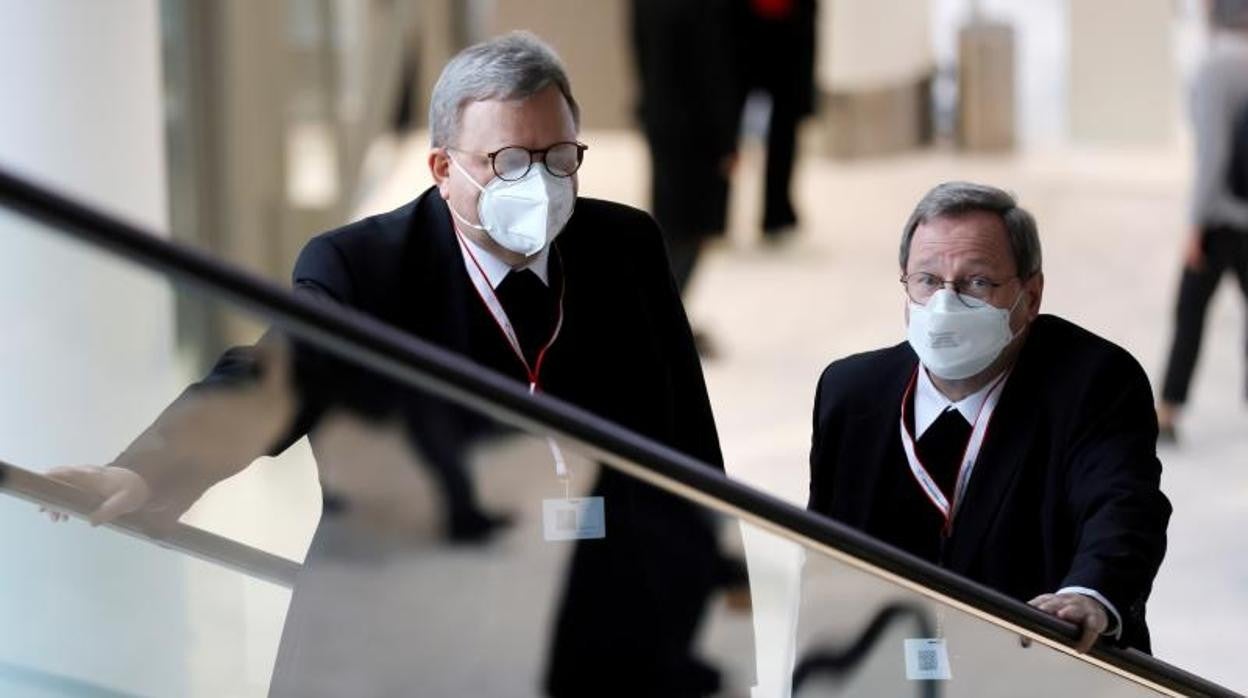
[651,154,729,295]
[742,0,816,235]
[1161,226,1248,404]
[666,235,704,294]
[760,91,800,233]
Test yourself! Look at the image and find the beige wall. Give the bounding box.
[822,0,934,92]
[0,2,190,694]
[1069,0,1177,145]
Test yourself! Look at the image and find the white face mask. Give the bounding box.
[907,289,1024,380]
[448,154,575,257]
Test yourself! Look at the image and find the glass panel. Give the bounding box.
[0,207,757,696]
[793,540,1157,696]
[0,202,1196,697]
[0,209,290,696]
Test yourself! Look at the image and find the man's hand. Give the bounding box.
[1184,226,1206,272]
[42,465,152,526]
[1028,592,1108,653]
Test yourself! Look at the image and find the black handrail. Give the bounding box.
[0,165,1235,697]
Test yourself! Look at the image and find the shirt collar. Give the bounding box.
[914,367,1001,438]
[457,233,551,289]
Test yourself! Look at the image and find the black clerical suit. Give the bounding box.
[189,188,732,695]
[808,315,1171,651]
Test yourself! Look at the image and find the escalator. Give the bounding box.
[0,166,1236,697]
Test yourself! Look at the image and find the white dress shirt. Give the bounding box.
[914,366,997,439]
[916,366,1123,638]
[457,232,551,289]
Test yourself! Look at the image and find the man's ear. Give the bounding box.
[1024,272,1045,320]
[429,148,451,199]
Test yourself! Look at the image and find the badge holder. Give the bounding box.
[904,610,952,681]
[540,435,605,542]
[456,233,604,541]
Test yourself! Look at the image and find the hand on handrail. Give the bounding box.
[41,465,152,526]
[1029,592,1110,654]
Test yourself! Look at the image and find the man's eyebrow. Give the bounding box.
[908,254,1003,272]
[958,257,1001,270]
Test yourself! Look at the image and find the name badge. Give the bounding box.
[904,638,952,681]
[542,497,606,541]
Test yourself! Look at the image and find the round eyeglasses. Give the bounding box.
[900,272,1016,308]
[450,141,588,182]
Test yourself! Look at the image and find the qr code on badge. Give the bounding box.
[917,648,938,672]
[555,508,579,532]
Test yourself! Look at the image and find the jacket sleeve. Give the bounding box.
[260,234,361,453]
[115,235,357,511]
[807,364,837,514]
[195,233,360,456]
[634,209,726,471]
[1060,350,1172,647]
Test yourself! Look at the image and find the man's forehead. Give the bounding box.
[915,213,1008,246]
[457,89,576,146]
[909,212,1013,267]
[919,209,1004,234]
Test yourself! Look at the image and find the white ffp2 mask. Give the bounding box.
[449,155,575,257]
[907,289,1022,380]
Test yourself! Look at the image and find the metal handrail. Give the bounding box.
[0,165,1236,697]
[0,459,299,588]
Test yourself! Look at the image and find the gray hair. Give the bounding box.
[899,181,1043,278]
[429,31,580,148]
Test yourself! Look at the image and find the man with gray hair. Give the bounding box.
[48,31,742,696]
[808,182,1171,653]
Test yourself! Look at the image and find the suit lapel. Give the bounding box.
[403,191,473,353]
[836,350,916,529]
[945,352,1040,572]
[850,408,904,529]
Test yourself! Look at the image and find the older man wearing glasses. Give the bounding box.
[807,181,1171,654]
[49,32,740,697]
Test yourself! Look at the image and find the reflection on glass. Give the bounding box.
[0,203,1195,697]
[792,547,1160,697]
[5,207,756,695]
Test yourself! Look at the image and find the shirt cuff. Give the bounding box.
[1057,586,1122,640]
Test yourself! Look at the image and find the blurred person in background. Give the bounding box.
[631,0,740,357]
[737,0,817,243]
[1157,0,1248,442]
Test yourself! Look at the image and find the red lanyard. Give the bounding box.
[898,366,1009,536]
[456,229,566,392]
[456,229,570,484]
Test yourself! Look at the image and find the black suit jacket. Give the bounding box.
[200,188,731,695]
[808,315,1171,651]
